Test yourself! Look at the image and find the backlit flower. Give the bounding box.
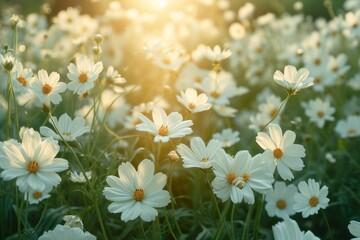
[293,178,329,218]
[273,65,314,95]
[256,124,305,181]
[103,159,170,222]
[69,171,92,183]
[38,224,96,240]
[30,69,67,106]
[177,136,221,169]
[335,115,360,138]
[348,220,360,240]
[25,185,53,204]
[203,45,232,63]
[63,215,84,230]
[273,218,320,240]
[211,150,274,204]
[212,128,240,148]
[136,106,193,142]
[40,113,90,141]
[176,88,211,113]
[67,54,103,95]
[0,128,68,192]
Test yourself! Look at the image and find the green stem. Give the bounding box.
[324,0,336,19]
[167,163,183,236]
[94,199,108,240]
[164,207,178,240]
[243,204,254,240]
[6,74,12,139]
[139,218,148,240]
[260,94,290,132]
[15,185,21,240]
[253,195,265,240]
[24,193,29,233]
[230,203,236,240]
[321,209,333,240]
[9,71,19,136]
[155,142,162,171]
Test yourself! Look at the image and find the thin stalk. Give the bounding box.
[253,195,265,240]
[324,0,336,19]
[164,207,178,240]
[321,209,333,240]
[155,142,162,171]
[242,204,254,240]
[34,200,49,230]
[167,162,183,235]
[8,71,19,136]
[139,218,148,240]
[24,193,29,234]
[214,200,231,240]
[15,185,21,240]
[94,198,108,240]
[230,203,236,240]
[6,72,12,139]
[260,94,290,132]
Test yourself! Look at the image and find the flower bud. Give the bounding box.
[168,150,179,162]
[94,34,103,44]
[9,15,19,28]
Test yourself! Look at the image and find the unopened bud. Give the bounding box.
[168,150,179,162]
[10,15,19,28]
[94,34,103,44]
[92,45,102,55]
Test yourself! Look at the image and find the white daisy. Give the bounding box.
[11,61,33,93]
[25,185,53,204]
[106,66,126,85]
[40,113,90,141]
[69,171,92,183]
[203,45,232,63]
[348,220,360,240]
[176,136,222,169]
[67,54,103,95]
[30,69,67,107]
[302,98,335,128]
[136,106,193,143]
[293,178,330,218]
[212,128,240,148]
[176,88,211,113]
[335,115,360,138]
[265,181,297,219]
[103,159,170,222]
[273,65,314,95]
[38,224,96,240]
[0,52,15,71]
[63,215,84,230]
[211,150,274,204]
[0,128,69,192]
[256,124,305,181]
[273,218,320,240]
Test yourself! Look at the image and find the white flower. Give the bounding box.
[38,224,96,240]
[325,153,336,163]
[0,128,69,192]
[63,215,84,230]
[273,218,320,240]
[106,66,126,85]
[30,69,67,106]
[256,124,305,181]
[0,52,15,71]
[212,128,240,148]
[40,113,90,141]
[265,181,297,219]
[302,98,335,128]
[176,88,211,113]
[25,185,53,204]
[273,65,314,94]
[69,171,92,183]
[136,106,193,142]
[67,54,103,95]
[293,179,330,218]
[103,159,170,222]
[202,45,232,63]
[211,150,274,204]
[177,136,222,169]
[335,115,360,138]
[11,61,33,93]
[348,220,360,240]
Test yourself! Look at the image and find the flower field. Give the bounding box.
[0,0,360,239]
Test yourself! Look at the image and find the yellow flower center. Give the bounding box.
[17,77,27,87]
[33,191,42,199]
[317,111,325,118]
[242,173,250,182]
[276,199,286,209]
[273,148,283,159]
[189,103,196,110]
[42,84,52,94]
[78,73,88,83]
[210,91,220,98]
[309,196,319,207]
[314,58,321,65]
[27,160,40,173]
[227,172,236,184]
[270,109,277,118]
[162,58,171,65]
[315,77,321,84]
[348,128,356,137]
[200,157,208,163]
[158,125,169,136]
[134,189,144,201]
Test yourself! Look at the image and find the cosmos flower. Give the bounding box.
[30,69,67,107]
[67,54,103,95]
[335,115,360,138]
[211,150,274,204]
[273,65,314,95]
[177,136,222,169]
[212,128,240,148]
[63,215,84,230]
[348,220,360,240]
[136,106,193,142]
[265,181,297,219]
[256,124,305,181]
[176,88,211,113]
[69,171,92,183]
[103,159,170,222]
[0,128,68,192]
[11,61,34,93]
[293,178,330,218]
[202,45,232,63]
[0,52,15,71]
[38,224,96,240]
[302,98,335,128]
[25,185,53,204]
[272,218,320,240]
[40,113,90,141]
